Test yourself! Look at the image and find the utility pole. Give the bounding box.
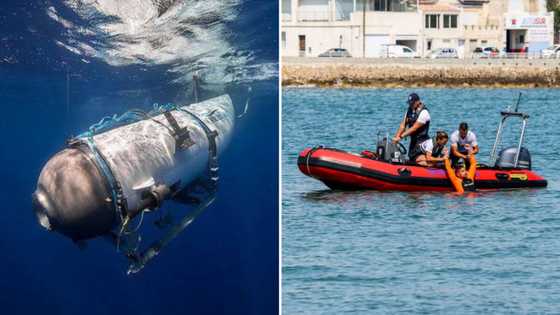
[362,0,366,58]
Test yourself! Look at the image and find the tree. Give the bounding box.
[547,0,560,43]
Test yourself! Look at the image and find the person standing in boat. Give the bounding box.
[411,131,449,167]
[450,122,479,168]
[392,92,431,160]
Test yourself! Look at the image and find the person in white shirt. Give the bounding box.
[450,122,478,167]
[393,93,431,160]
[413,131,449,167]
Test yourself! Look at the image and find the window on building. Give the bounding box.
[335,0,353,20]
[427,40,432,50]
[298,0,330,21]
[282,0,292,21]
[281,0,291,14]
[443,15,457,28]
[374,0,386,11]
[282,32,286,49]
[362,0,413,12]
[425,14,439,29]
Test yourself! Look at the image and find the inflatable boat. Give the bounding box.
[298,103,548,192]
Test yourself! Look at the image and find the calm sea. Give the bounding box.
[283,88,559,314]
[0,1,278,314]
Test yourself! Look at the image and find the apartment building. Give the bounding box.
[281,0,422,57]
[281,0,554,57]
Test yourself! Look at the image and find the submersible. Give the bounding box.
[33,94,235,273]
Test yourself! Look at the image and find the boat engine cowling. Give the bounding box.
[495,146,532,169]
[376,138,407,163]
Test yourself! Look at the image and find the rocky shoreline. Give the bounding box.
[282,61,560,88]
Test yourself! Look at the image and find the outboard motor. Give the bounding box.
[376,137,407,163]
[490,93,534,170]
[496,146,532,169]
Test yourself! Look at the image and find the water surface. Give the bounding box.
[283,88,559,314]
[0,1,278,314]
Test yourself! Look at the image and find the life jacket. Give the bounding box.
[424,138,445,157]
[405,105,430,143]
[433,139,445,157]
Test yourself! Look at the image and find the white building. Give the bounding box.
[420,3,464,56]
[281,0,555,57]
[504,0,554,52]
[282,0,422,57]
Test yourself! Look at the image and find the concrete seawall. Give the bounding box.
[282,57,560,88]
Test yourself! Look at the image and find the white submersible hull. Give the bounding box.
[33,95,234,243]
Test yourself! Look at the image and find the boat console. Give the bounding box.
[376,133,408,164]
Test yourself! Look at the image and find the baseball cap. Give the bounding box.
[408,93,420,106]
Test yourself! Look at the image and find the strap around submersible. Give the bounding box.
[68,137,127,224]
[162,111,195,150]
[177,108,219,189]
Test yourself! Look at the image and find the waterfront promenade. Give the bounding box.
[282,57,560,88]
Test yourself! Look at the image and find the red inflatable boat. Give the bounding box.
[298,104,548,192]
[298,147,547,191]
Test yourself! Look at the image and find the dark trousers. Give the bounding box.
[451,146,470,168]
[408,138,418,160]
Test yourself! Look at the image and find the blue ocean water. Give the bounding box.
[282,88,560,314]
[0,1,278,314]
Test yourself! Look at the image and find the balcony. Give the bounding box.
[298,10,331,22]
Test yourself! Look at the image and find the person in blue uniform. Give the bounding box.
[393,93,431,160]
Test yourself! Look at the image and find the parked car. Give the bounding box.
[473,47,499,58]
[430,47,459,59]
[318,48,351,57]
[379,45,417,58]
[483,47,500,57]
[542,45,560,58]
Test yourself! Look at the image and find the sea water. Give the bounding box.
[0,1,278,314]
[283,88,560,314]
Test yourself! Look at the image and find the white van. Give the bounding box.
[379,45,417,58]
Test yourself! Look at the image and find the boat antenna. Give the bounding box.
[514,92,522,112]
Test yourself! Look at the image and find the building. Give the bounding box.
[420,2,465,56]
[281,0,554,57]
[461,0,505,55]
[504,0,554,52]
[419,0,505,57]
[281,0,422,57]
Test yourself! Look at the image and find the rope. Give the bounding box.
[115,209,146,252]
[305,146,323,178]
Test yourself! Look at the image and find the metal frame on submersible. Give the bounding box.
[489,93,529,168]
